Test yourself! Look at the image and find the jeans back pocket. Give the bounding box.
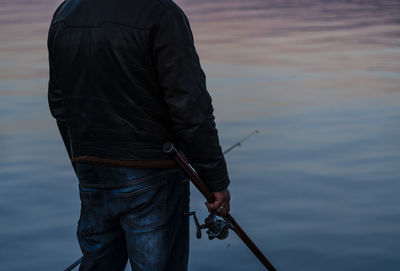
[118,180,167,232]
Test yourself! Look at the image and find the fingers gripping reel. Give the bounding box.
[185,211,233,240]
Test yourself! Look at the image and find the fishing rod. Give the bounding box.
[65,257,82,271]
[64,130,260,271]
[163,142,277,271]
[223,129,259,155]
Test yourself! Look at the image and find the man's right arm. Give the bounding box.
[152,5,230,193]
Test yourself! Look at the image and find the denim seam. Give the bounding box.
[120,182,167,230]
[79,168,179,189]
[117,181,166,198]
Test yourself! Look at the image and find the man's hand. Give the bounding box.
[205,188,231,216]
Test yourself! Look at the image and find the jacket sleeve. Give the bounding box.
[152,6,230,191]
[48,22,73,161]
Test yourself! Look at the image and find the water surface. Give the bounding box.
[1,0,399,270]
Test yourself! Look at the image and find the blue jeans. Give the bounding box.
[75,163,190,271]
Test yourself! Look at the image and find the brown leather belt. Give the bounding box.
[71,156,177,169]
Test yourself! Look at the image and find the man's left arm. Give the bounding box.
[47,24,73,162]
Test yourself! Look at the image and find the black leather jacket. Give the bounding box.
[47,0,229,191]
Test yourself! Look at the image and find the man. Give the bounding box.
[48,0,231,270]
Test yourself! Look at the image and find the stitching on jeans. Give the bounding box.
[121,182,167,230]
[79,169,179,189]
[117,181,166,198]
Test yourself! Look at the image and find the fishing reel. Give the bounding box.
[185,211,232,240]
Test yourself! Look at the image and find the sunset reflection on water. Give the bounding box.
[1,1,399,270]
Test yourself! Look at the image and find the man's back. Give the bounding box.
[49,0,182,161]
[48,0,230,191]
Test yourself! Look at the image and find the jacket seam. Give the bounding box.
[52,20,152,31]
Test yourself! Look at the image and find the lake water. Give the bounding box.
[0,0,399,270]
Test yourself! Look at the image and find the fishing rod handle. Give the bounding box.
[225,214,277,271]
[162,142,277,271]
[162,142,215,202]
